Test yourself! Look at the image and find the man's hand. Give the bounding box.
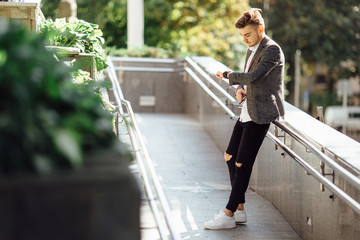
[216,71,224,79]
[236,88,246,102]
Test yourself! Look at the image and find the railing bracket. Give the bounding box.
[320,161,335,192]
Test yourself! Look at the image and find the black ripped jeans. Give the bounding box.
[225,120,270,212]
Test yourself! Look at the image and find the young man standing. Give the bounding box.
[204,8,285,230]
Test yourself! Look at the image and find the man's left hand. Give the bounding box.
[236,88,246,102]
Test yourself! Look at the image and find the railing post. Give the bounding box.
[316,106,324,122]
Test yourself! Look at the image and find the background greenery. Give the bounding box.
[250,0,360,78]
[250,0,360,110]
[40,0,249,70]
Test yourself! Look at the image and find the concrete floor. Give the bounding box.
[135,113,301,240]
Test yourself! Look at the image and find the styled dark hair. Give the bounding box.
[235,8,265,29]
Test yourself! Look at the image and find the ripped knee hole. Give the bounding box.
[224,152,232,161]
[235,162,243,168]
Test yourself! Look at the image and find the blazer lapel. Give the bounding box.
[248,35,270,72]
[243,48,252,72]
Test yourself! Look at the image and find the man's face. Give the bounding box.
[239,25,263,47]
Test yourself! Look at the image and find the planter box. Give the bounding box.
[70,53,97,80]
[0,2,45,32]
[47,46,98,80]
[0,150,140,240]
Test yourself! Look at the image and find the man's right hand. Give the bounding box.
[236,88,246,102]
[216,71,224,79]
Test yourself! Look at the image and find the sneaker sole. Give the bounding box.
[235,220,247,224]
[204,223,236,230]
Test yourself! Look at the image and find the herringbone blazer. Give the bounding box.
[228,35,285,124]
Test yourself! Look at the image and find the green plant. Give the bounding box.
[40,18,108,72]
[0,19,117,175]
[71,68,92,84]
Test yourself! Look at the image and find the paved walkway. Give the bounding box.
[135,113,301,240]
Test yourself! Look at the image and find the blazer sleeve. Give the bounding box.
[228,45,282,86]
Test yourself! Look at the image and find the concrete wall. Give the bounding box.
[251,105,360,240]
[111,57,185,113]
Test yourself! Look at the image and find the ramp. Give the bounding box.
[136,113,301,240]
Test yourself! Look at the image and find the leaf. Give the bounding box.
[34,155,55,175]
[53,129,83,169]
[0,50,7,67]
[93,29,103,37]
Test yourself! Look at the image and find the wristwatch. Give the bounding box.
[223,71,230,79]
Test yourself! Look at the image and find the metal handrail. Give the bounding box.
[185,57,238,105]
[111,56,183,73]
[183,58,360,216]
[107,61,167,237]
[324,147,360,176]
[273,120,360,192]
[106,59,125,110]
[107,59,181,240]
[266,132,360,216]
[185,67,237,120]
[113,66,180,73]
[111,56,179,64]
[122,99,181,240]
[124,109,170,239]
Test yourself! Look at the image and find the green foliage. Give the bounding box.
[0,20,116,175]
[41,0,128,49]
[101,0,127,48]
[40,18,108,71]
[144,0,173,47]
[40,0,250,70]
[250,0,360,77]
[39,0,61,19]
[72,68,92,84]
[148,0,250,70]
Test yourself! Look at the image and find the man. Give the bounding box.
[204,8,285,230]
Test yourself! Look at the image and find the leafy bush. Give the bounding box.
[0,20,116,175]
[40,18,108,72]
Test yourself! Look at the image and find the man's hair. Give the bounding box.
[235,8,265,29]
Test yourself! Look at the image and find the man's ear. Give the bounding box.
[259,25,264,34]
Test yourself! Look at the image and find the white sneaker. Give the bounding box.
[204,211,236,230]
[234,210,247,223]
